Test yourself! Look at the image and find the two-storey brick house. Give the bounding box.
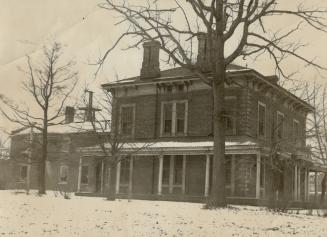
[79,40,315,204]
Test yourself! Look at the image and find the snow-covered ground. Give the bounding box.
[0,190,327,237]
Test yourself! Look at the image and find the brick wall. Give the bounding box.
[114,87,242,140]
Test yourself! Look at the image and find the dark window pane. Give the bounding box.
[258,104,266,136]
[176,103,186,134]
[59,166,68,183]
[81,166,89,184]
[163,104,172,135]
[20,166,27,180]
[120,158,130,185]
[225,155,231,186]
[176,119,184,134]
[162,156,170,185]
[225,116,234,135]
[174,156,183,185]
[121,106,134,136]
[164,120,172,133]
[277,113,284,139]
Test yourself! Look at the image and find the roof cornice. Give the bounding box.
[101,68,314,112]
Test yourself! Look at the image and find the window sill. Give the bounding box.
[58,182,68,185]
[160,134,187,138]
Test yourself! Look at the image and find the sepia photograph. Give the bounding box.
[1,0,327,236]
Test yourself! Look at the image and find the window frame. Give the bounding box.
[119,104,136,137]
[119,158,130,187]
[276,111,285,139]
[257,101,267,138]
[81,165,89,185]
[293,119,301,146]
[224,114,236,135]
[293,119,300,137]
[58,165,69,184]
[160,100,188,137]
[18,165,28,183]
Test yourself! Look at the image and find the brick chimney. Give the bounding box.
[197,33,216,72]
[65,106,75,124]
[140,41,161,79]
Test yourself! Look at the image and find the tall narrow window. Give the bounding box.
[293,120,300,137]
[120,105,135,136]
[59,165,68,184]
[176,103,185,134]
[174,155,183,185]
[225,115,235,135]
[120,158,130,186]
[258,102,266,137]
[162,156,171,185]
[161,101,187,136]
[163,103,173,135]
[293,119,301,146]
[81,165,89,184]
[19,165,28,181]
[276,111,285,139]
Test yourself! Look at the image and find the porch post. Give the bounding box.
[182,155,186,194]
[231,155,235,196]
[158,155,163,195]
[298,167,301,200]
[77,157,82,192]
[115,161,121,194]
[128,156,134,195]
[100,159,104,193]
[304,168,308,202]
[294,165,298,200]
[169,156,174,194]
[314,172,318,201]
[305,168,310,201]
[26,161,31,193]
[256,152,261,199]
[204,154,210,197]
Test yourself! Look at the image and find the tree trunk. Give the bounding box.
[207,78,226,207]
[38,124,47,195]
[206,7,227,207]
[320,173,327,204]
[107,164,117,201]
[38,111,48,195]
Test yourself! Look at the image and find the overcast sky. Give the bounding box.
[1,0,327,136]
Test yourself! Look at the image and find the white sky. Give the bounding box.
[1,0,327,136]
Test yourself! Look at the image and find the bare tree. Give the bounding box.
[96,0,327,207]
[304,82,327,204]
[0,132,9,160]
[0,42,78,194]
[77,89,153,200]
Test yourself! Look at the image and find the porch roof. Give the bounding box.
[78,140,260,155]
